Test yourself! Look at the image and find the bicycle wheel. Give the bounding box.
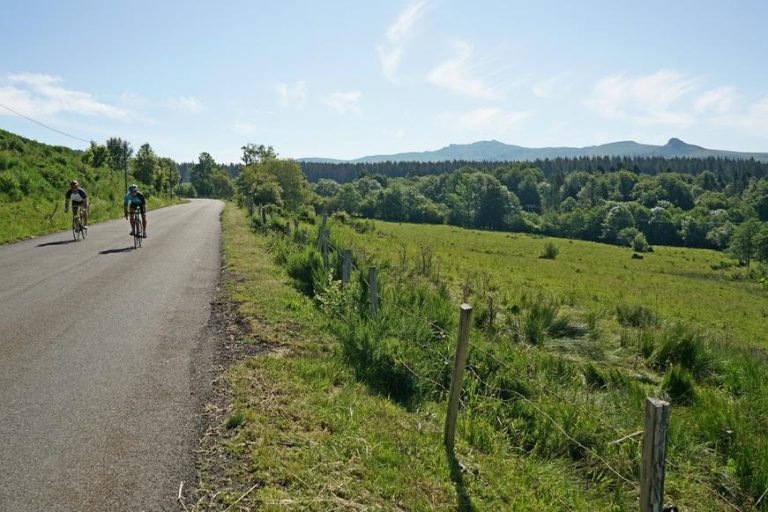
[72,215,81,241]
[133,213,142,249]
[79,212,87,240]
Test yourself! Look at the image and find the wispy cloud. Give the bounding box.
[165,95,204,113]
[585,70,702,126]
[694,86,736,114]
[233,121,259,135]
[427,41,502,100]
[378,0,431,83]
[711,95,768,137]
[0,73,130,119]
[323,91,362,115]
[273,80,307,108]
[531,73,569,98]
[451,107,529,133]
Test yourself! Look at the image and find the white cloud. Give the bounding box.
[233,121,259,135]
[323,91,362,115]
[166,95,204,113]
[0,73,130,119]
[711,96,768,137]
[531,73,569,98]
[585,70,701,126]
[694,86,736,114]
[378,0,431,83]
[427,41,502,100]
[273,81,307,108]
[453,107,529,132]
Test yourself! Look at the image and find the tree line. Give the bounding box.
[309,162,768,265]
[300,156,768,184]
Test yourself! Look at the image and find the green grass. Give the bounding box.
[192,206,628,511]
[194,209,768,511]
[331,221,768,349]
[0,128,184,244]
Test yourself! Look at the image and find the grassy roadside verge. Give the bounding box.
[189,204,621,511]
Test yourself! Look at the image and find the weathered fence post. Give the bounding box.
[368,266,378,316]
[444,303,473,451]
[640,397,671,512]
[342,250,352,286]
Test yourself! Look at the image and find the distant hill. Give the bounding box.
[300,138,768,163]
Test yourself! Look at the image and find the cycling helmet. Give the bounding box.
[128,184,138,192]
[70,180,79,187]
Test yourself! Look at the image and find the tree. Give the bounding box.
[133,143,157,186]
[745,178,768,221]
[211,169,235,199]
[191,152,216,197]
[602,204,635,243]
[82,141,109,168]
[241,143,277,165]
[755,223,768,264]
[728,218,762,266]
[236,155,309,210]
[105,137,133,189]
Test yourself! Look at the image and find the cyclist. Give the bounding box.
[64,180,89,231]
[124,184,148,238]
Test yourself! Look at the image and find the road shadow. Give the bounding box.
[99,247,135,254]
[37,240,77,247]
[446,444,475,511]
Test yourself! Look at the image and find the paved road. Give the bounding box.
[0,199,223,511]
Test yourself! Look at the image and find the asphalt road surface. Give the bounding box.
[0,199,224,511]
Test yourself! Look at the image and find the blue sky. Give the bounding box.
[1,0,767,163]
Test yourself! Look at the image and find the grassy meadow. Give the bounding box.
[334,221,768,349]
[197,206,768,511]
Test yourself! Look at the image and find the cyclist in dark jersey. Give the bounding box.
[64,180,89,230]
[124,184,148,238]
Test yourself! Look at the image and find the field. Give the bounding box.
[196,207,768,511]
[334,220,768,349]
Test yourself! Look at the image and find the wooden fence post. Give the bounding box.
[444,303,473,451]
[640,397,671,512]
[368,266,378,316]
[342,250,352,285]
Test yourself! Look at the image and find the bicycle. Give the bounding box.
[71,206,87,241]
[131,209,143,249]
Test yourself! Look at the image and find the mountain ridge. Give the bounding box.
[300,138,768,164]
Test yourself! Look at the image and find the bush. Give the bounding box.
[632,232,650,252]
[285,248,326,297]
[539,241,559,259]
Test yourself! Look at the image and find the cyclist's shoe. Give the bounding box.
[142,232,148,238]
[129,231,135,236]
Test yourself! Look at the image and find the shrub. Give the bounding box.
[540,241,559,259]
[285,248,326,297]
[632,232,650,252]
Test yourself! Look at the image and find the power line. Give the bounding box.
[0,101,92,144]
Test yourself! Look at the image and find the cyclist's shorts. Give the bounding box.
[72,202,85,211]
[129,205,146,213]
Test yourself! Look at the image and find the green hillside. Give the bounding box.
[0,129,181,243]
